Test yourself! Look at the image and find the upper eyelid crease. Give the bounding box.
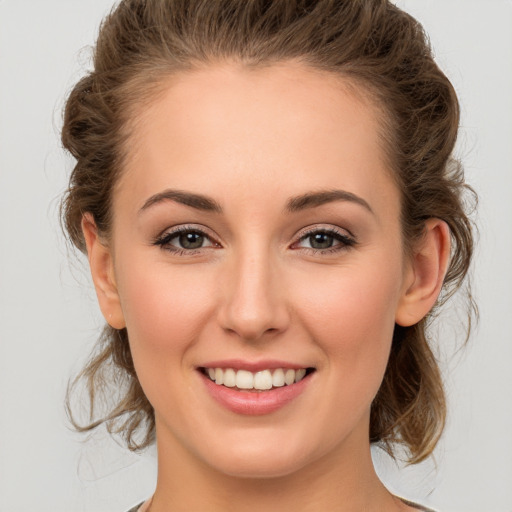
[154,225,217,242]
[297,224,357,240]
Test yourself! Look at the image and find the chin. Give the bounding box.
[194,429,326,480]
[208,451,311,480]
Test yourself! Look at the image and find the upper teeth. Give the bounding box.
[206,367,307,390]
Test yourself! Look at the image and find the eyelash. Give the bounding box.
[152,225,357,255]
[292,227,357,254]
[152,225,219,256]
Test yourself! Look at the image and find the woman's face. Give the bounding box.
[104,63,414,477]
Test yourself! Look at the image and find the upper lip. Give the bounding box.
[199,359,313,372]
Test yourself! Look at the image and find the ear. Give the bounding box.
[81,213,126,329]
[395,219,451,327]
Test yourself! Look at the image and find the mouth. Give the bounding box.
[200,366,316,392]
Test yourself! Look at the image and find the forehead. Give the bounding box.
[118,62,399,219]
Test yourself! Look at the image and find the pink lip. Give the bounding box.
[199,369,313,416]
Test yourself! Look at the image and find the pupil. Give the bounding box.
[310,233,333,249]
[179,232,204,249]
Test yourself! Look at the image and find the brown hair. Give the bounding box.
[62,0,476,462]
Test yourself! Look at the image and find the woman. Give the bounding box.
[61,1,475,510]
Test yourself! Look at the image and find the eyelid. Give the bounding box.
[152,223,221,250]
[151,223,356,254]
[291,224,357,252]
[294,224,355,241]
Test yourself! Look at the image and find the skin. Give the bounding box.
[83,62,450,511]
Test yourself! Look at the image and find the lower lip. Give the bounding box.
[200,371,312,415]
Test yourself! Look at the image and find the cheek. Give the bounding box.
[292,260,402,378]
[115,255,216,359]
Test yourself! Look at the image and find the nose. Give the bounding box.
[218,248,290,342]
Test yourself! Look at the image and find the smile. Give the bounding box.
[199,365,316,415]
[202,367,311,391]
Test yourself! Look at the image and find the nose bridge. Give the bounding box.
[219,241,288,341]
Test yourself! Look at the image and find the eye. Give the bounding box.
[153,226,217,253]
[302,232,337,249]
[174,231,210,250]
[293,227,356,253]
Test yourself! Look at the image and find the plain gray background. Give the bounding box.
[0,1,511,511]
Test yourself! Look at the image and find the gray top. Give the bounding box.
[126,504,145,512]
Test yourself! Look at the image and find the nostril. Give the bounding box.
[221,319,285,342]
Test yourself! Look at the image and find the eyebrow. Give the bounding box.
[286,190,373,214]
[139,188,373,215]
[140,189,222,214]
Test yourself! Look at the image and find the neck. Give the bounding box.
[149,421,401,512]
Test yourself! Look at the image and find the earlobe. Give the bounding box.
[81,214,126,329]
[395,219,451,327]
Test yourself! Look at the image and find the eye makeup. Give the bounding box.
[152,224,220,256]
[291,225,358,255]
[152,222,357,258]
